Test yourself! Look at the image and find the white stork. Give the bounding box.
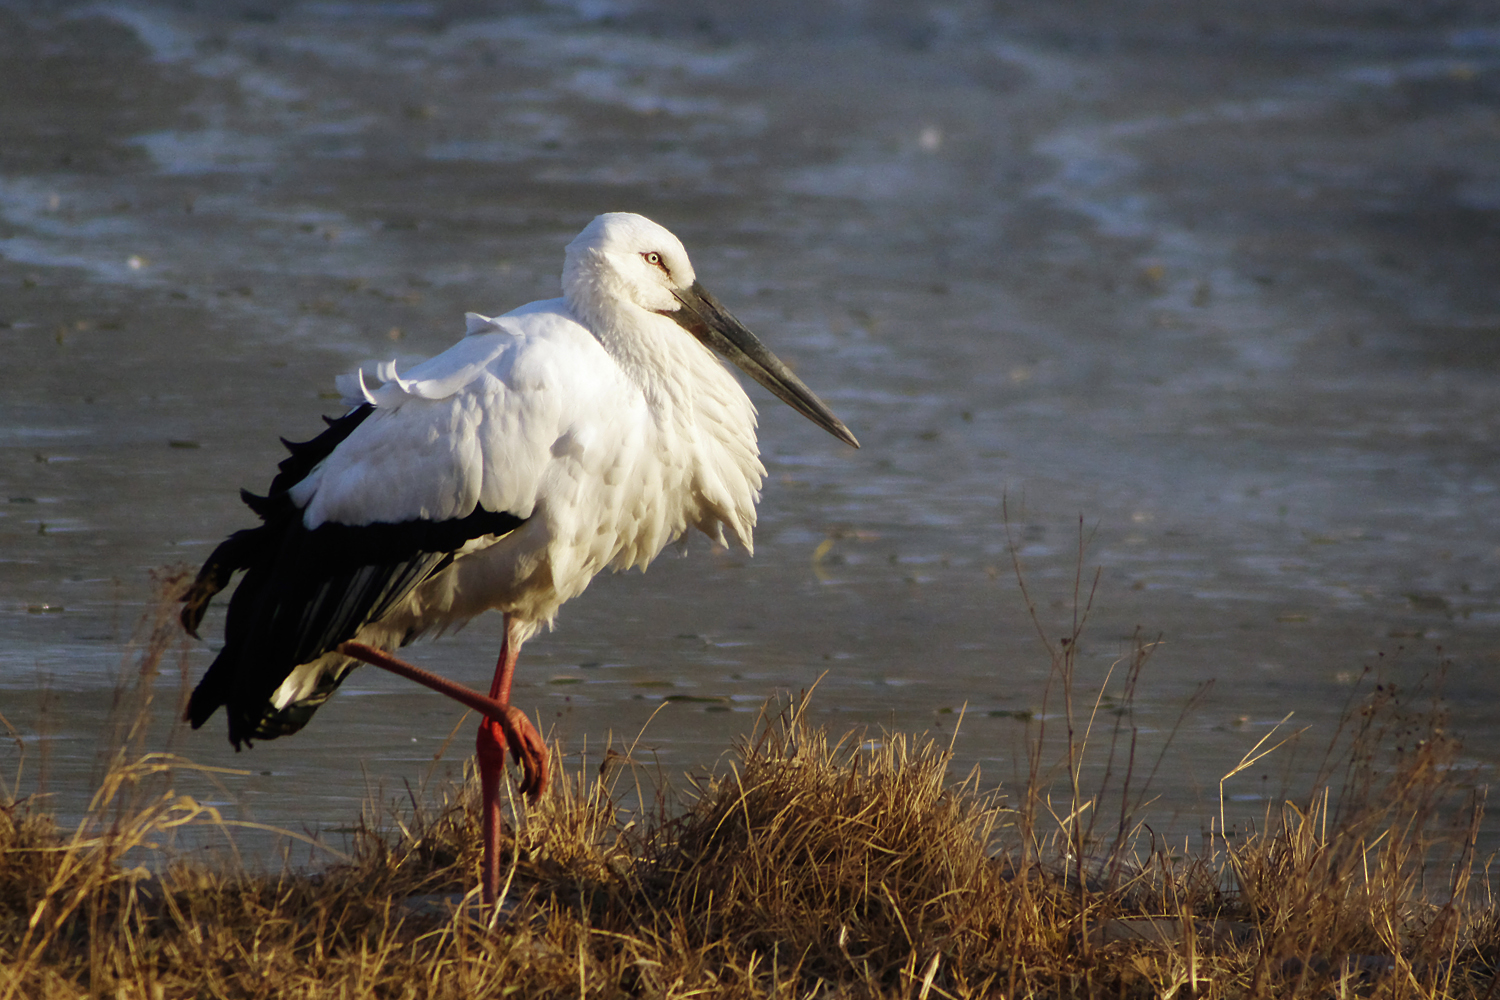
[180,212,858,903]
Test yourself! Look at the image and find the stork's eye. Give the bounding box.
[643,251,667,272]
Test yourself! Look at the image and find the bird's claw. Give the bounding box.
[476,707,549,800]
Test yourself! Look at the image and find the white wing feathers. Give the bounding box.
[464,312,501,336]
[294,301,630,532]
[335,322,513,409]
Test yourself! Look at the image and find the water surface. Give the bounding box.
[2,0,1498,860]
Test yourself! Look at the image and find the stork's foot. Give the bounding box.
[475,706,549,800]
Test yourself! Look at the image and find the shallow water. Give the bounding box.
[2,0,1499,862]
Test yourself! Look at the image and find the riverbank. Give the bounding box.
[2,599,1490,998]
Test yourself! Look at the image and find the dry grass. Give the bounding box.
[2,570,1498,998]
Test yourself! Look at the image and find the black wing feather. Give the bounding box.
[180,404,376,634]
[183,405,526,748]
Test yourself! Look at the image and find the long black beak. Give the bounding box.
[669,281,859,449]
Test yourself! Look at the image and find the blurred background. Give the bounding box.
[2,0,1498,860]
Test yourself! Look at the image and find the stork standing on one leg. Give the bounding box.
[180,212,858,904]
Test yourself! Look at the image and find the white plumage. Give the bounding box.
[182,211,856,776]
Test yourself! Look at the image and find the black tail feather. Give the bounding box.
[186,644,235,731]
[180,528,268,637]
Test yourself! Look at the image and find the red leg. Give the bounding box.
[476,617,520,906]
[471,616,548,797]
[336,636,548,794]
[336,628,549,906]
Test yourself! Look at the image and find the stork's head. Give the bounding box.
[564,212,696,315]
[564,213,859,449]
